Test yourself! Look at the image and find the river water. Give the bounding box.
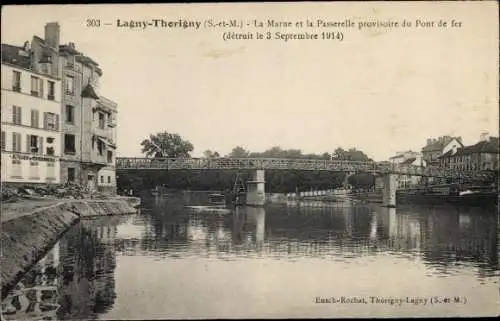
[2,193,498,319]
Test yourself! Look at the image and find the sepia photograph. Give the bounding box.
[0,2,499,319]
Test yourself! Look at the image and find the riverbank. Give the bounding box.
[1,197,140,299]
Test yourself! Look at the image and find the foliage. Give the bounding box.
[203,150,220,158]
[140,131,194,158]
[228,146,250,158]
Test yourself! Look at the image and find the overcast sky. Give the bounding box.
[2,3,498,161]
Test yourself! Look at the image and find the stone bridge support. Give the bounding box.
[246,170,266,206]
[343,172,355,189]
[381,174,397,208]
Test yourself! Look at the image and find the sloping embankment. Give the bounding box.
[1,197,139,299]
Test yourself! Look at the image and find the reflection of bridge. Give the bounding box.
[117,157,494,207]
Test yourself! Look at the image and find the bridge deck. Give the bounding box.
[115,157,494,179]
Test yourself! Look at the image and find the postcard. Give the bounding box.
[1,2,498,319]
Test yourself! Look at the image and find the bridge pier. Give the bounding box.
[381,174,397,208]
[246,170,266,206]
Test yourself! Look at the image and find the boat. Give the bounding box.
[396,184,498,207]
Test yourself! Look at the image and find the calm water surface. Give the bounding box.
[2,193,499,319]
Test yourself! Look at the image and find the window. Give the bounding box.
[31,76,43,97]
[100,176,104,183]
[12,106,22,125]
[98,112,105,129]
[12,132,21,152]
[31,109,39,128]
[107,150,113,163]
[67,168,76,182]
[66,105,74,124]
[64,134,76,154]
[107,176,111,184]
[47,81,55,100]
[46,146,55,155]
[46,137,54,143]
[1,131,5,151]
[12,71,21,92]
[65,76,75,95]
[44,112,59,130]
[28,135,40,154]
[97,140,104,156]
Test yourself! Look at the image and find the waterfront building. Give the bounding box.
[421,135,463,165]
[438,133,499,172]
[389,151,425,188]
[1,42,62,184]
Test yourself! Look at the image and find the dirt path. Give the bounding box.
[1,199,68,223]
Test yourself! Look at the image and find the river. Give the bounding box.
[1,192,498,319]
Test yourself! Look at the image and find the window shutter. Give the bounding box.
[31,110,35,127]
[12,133,16,152]
[39,136,44,155]
[26,134,31,153]
[18,107,22,124]
[39,79,44,98]
[43,112,48,129]
[35,110,39,128]
[12,106,16,124]
[55,114,60,131]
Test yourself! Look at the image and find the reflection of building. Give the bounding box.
[1,41,62,184]
[1,242,61,320]
[56,219,117,319]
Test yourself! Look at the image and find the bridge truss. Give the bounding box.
[115,157,496,180]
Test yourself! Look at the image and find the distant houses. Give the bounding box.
[421,136,463,166]
[438,135,499,171]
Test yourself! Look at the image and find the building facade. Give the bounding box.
[421,136,463,165]
[1,43,62,185]
[58,35,118,194]
[438,135,499,172]
[1,22,118,194]
[389,150,425,188]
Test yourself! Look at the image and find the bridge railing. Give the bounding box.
[115,157,496,179]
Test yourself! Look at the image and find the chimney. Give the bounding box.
[44,22,60,49]
[480,132,489,142]
[426,139,432,145]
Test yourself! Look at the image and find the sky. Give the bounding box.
[2,3,498,161]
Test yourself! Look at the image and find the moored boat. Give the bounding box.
[397,184,498,207]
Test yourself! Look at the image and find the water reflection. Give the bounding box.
[2,194,498,319]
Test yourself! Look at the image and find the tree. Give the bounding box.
[228,146,250,158]
[203,150,220,159]
[140,131,194,158]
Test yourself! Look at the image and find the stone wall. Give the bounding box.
[0,197,140,299]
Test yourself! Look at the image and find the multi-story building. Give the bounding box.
[389,150,425,188]
[1,22,118,194]
[438,133,499,172]
[57,29,118,194]
[1,41,62,185]
[421,136,463,165]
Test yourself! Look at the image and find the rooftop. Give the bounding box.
[422,136,462,152]
[1,43,31,69]
[438,137,499,158]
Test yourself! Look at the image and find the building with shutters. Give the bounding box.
[1,22,118,194]
[56,24,118,195]
[1,42,62,184]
